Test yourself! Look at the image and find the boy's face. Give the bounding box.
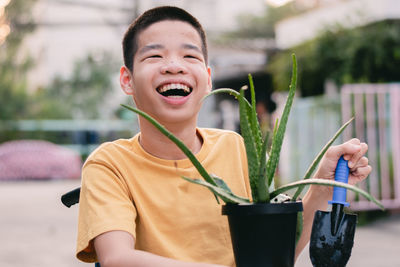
[121,20,212,126]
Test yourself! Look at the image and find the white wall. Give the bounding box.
[24,0,267,90]
[21,0,268,120]
[23,0,133,90]
[138,0,266,33]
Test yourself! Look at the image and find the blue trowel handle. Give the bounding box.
[328,156,350,207]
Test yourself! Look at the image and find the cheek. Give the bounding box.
[131,79,155,108]
[192,65,211,83]
[202,69,212,91]
[131,70,148,93]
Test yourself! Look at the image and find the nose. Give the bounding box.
[160,59,187,74]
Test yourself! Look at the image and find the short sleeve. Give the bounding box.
[76,158,137,262]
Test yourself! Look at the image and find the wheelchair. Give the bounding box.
[61,187,101,267]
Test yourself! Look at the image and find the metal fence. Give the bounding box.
[341,83,400,210]
[278,94,343,185]
[2,85,399,210]
[278,83,400,211]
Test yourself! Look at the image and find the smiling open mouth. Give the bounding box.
[157,83,193,97]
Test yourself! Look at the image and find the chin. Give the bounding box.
[161,111,198,125]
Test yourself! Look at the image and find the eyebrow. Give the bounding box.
[138,44,164,55]
[138,43,202,55]
[182,43,202,53]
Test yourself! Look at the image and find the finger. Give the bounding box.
[342,138,361,161]
[351,156,369,170]
[348,143,368,168]
[349,165,372,185]
[327,139,361,161]
[347,138,361,145]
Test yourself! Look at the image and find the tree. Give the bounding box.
[0,0,37,120]
[1,0,119,120]
[268,20,400,96]
[34,52,119,119]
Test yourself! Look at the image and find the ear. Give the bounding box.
[120,66,134,95]
[206,66,212,93]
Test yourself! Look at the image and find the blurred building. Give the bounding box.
[138,0,266,34]
[23,0,134,90]
[23,0,267,90]
[275,0,400,49]
[19,0,270,124]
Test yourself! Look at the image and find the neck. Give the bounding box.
[138,118,202,160]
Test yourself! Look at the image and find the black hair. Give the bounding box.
[122,6,208,71]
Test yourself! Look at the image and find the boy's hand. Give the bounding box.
[296,138,372,257]
[314,138,372,186]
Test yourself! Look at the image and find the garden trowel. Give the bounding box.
[309,156,357,267]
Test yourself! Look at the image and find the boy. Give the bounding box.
[76,6,371,267]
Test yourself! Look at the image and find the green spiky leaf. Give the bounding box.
[121,104,217,188]
[266,54,297,186]
[202,88,252,109]
[238,88,260,202]
[271,178,384,210]
[182,176,250,204]
[248,74,263,156]
[291,117,354,200]
[256,131,271,202]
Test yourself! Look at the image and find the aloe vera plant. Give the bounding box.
[122,54,383,210]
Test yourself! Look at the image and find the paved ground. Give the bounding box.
[1,180,399,267]
[296,212,400,266]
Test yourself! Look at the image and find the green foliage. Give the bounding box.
[182,176,250,204]
[0,1,117,120]
[239,87,262,201]
[33,52,118,119]
[121,104,249,204]
[269,20,400,96]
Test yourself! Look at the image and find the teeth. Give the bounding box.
[158,83,191,93]
[168,95,183,98]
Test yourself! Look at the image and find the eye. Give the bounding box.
[146,55,162,59]
[184,54,202,61]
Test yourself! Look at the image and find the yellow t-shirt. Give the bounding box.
[76,128,250,265]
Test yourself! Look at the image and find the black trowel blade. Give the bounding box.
[309,210,357,267]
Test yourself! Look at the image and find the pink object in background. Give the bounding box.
[0,140,82,180]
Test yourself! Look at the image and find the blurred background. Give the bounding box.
[0,0,399,266]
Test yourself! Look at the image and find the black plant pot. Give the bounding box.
[222,202,303,267]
